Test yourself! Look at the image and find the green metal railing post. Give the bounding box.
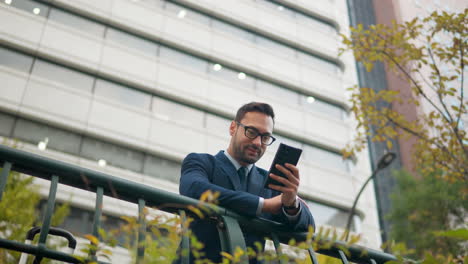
[271,233,288,264]
[308,245,319,264]
[338,250,349,264]
[178,210,190,264]
[136,198,146,264]
[0,161,12,201]
[218,215,248,264]
[92,187,104,238]
[34,175,59,264]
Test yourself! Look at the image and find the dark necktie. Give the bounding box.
[237,167,248,190]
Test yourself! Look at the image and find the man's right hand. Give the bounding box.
[262,194,282,214]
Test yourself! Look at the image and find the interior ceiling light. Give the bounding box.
[37,137,49,151]
[306,96,316,103]
[33,7,40,15]
[238,72,246,80]
[213,64,222,71]
[98,159,107,167]
[277,6,284,11]
[177,9,186,18]
[5,0,12,5]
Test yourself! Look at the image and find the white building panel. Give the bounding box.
[300,67,344,96]
[0,68,28,108]
[0,7,45,49]
[149,118,205,154]
[257,50,301,85]
[269,102,306,133]
[162,17,212,51]
[212,0,258,25]
[40,24,102,70]
[100,44,158,84]
[157,63,208,100]
[55,0,113,18]
[205,81,252,113]
[212,34,258,69]
[88,100,151,141]
[297,26,338,56]
[257,8,297,40]
[111,0,164,34]
[304,114,349,147]
[21,79,91,124]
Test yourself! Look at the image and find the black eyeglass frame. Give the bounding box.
[235,121,276,146]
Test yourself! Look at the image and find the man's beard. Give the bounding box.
[236,143,263,164]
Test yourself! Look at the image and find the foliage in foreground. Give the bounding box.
[0,171,70,264]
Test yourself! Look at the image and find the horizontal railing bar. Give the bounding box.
[0,145,397,264]
[0,238,80,263]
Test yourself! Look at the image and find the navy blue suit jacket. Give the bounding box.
[179,151,315,263]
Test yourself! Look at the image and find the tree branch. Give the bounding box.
[381,49,452,125]
[384,114,461,167]
[455,40,465,129]
[427,46,455,123]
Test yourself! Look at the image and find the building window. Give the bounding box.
[12,118,83,155]
[164,2,211,26]
[300,95,346,120]
[303,145,348,172]
[105,28,159,58]
[0,46,34,73]
[205,114,231,135]
[81,137,145,173]
[0,112,15,137]
[257,0,296,18]
[152,97,204,128]
[48,8,105,37]
[255,79,299,106]
[296,13,337,36]
[298,51,340,75]
[143,154,181,183]
[94,79,152,110]
[159,46,208,73]
[32,59,95,93]
[255,35,296,58]
[212,20,255,43]
[305,200,359,231]
[208,63,255,89]
[2,0,50,17]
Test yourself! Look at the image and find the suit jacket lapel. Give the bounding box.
[215,151,242,191]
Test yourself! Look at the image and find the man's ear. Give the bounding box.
[229,121,236,136]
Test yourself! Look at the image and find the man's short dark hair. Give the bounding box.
[234,102,275,122]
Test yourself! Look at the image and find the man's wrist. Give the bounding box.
[283,198,299,210]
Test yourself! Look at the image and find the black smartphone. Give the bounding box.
[264,143,302,189]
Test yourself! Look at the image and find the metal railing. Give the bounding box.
[0,144,397,264]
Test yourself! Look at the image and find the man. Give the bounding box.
[178,102,314,263]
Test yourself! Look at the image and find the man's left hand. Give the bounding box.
[268,163,300,208]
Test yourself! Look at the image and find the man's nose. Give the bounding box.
[252,135,262,146]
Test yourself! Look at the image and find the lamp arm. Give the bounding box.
[344,168,379,241]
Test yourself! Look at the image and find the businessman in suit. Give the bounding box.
[178,102,315,263]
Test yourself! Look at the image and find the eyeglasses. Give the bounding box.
[236,122,276,146]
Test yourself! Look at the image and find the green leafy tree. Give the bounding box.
[340,9,467,183]
[339,8,468,262]
[387,170,467,258]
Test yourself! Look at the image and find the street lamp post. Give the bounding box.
[344,152,396,241]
